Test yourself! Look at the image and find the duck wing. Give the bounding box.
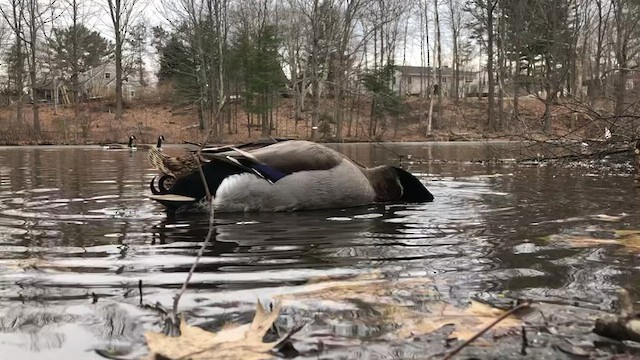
[201,140,344,178]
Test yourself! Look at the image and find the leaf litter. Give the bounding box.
[142,271,528,359]
[548,229,640,253]
[144,300,284,360]
[275,271,524,341]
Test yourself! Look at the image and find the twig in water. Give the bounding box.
[138,279,143,306]
[168,153,215,333]
[520,326,528,355]
[442,300,532,360]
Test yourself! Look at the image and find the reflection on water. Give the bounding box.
[0,142,638,358]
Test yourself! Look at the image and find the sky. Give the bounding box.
[7,0,481,85]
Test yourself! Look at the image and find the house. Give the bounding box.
[30,61,143,104]
[79,61,142,101]
[392,65,479,97]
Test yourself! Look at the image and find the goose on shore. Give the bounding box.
[102,135,137,150]
[148,140,434,212]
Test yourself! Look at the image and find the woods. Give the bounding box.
[0,0,638,143]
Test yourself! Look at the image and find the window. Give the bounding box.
[105,72,111,79]
[130,90,136,98]
[408,76,412,84]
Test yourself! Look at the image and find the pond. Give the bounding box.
[0,142,638,359]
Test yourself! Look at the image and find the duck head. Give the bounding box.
[392,167,434,202]
[366,165,434,203]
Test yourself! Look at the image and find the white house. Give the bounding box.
[392,65,478,97]
[79,61,142,101]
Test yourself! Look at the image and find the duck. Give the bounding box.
[148,140,434,212]
[102,135,137,150]
[137,135,166,150]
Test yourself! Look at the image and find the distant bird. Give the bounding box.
[137,135,166,150]
[102,135,137,150]
[148,139,434,212]
[604,127,612,140]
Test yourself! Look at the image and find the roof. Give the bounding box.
[396,65,477,77]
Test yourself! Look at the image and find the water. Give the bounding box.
[0,142,638,359]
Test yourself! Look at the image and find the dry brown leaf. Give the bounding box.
[558,233,640,253]
[392,300,522,340]
[276,271,434,309]
[278,272,521,341]
[144,300,281,360]
[614,230,640,237]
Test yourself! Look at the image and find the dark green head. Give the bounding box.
[393,167,434,203]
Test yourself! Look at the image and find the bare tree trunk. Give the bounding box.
[497,6,504,130]
[2,0,26,124]
[333,0,361,141]
[71,0,80,141]
[543,56,554,132]
[27,0,39,136]
[107,0,130,120]
[435,0,443,129]
[115,29,123,119]
[447,0,460,102]
[486,0,496,131]
[612,0,639,119]
[592,0,609,103]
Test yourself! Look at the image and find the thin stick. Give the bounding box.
[170,153,215,326]
[138,279,143,306]
[442,301,532,360]
[520,326,528,355]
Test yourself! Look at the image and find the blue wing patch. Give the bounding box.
[251,163,287,183]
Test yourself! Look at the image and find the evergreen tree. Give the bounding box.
[128,21,148,86]
[48,24,113,79]
[229,24,285,135]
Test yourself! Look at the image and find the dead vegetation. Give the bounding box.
[0,96,602,146]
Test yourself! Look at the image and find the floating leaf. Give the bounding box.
[276,271,433,308]
[144,300,281,360]
[552,232,640,253]
[278,272,522,341]
[392,300,523,340]
[614,230,640,237]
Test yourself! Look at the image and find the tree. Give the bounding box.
[158,0,230,140]
[361,63,404,136]
[434,0,442,128]
[106,0,140,120]
[447,0,463,101]
[49,24,113,89]
[332,0,365,141]
[230,23,285,136]
[465,0,498,130]
[0,0,26,124]
[611,0,640,119]
[23,0,57,136]
[127,21,148,87]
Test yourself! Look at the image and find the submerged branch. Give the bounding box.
[168,153,215,335]
[443,300,532,360]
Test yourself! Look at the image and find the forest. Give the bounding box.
[0,0,638,144]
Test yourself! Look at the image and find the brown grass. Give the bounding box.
[0,95,596,145]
